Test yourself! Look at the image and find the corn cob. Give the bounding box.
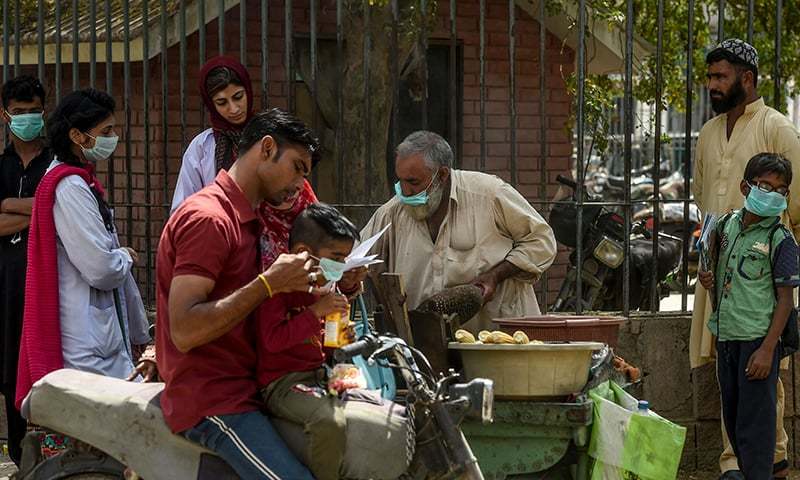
[477,330,492,343]
[454,329,476,344]
[512,331,530,344]
[490,331,515,344]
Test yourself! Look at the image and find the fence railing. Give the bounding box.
[0,0,788,316]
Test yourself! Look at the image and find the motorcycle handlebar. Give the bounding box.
[556,174,578,189]
[333,337,375,363]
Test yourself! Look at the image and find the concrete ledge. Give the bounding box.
[616,314,800,473]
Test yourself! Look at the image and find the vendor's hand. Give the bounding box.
[310,292,349,318]
[127,360,158,382]
[698,270,714,291]
[471,272,499,304]
[122,247,139,264]
[339,267,368,294]
[265,252,320,295]
[746,346,774,380]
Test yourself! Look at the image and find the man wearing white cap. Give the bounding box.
[691,38,800,480]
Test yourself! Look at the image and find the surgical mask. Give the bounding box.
[394,173,438,206]
[745,183,787,217]
[7,112,44,141]
[406,183,444,221]
[81,133,119,163]
[319,257,348,282]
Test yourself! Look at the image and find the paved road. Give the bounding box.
[661,292,695,312]
[0,452,16,479]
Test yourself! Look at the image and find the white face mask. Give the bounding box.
[81,132,119,163]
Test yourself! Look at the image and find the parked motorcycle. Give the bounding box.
[584,161,672,213]
[17,333,493,479]
[549,174,683,312]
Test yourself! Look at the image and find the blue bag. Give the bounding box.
[349,295,396,400]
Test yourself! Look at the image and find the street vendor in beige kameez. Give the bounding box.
[691,39,800,478]
[362,130,557,332]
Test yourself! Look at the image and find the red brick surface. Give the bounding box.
[14,0,574,305]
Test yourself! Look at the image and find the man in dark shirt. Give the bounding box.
[0,75,50,464]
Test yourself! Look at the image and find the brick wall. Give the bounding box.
[18,0,575,305]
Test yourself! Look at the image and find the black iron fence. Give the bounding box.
[0,0,790,316]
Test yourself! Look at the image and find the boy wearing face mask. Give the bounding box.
[699,153,800,480]
[0,75,49,464]
[255,202,366,480]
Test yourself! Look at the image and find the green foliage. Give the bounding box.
[565,73,616,154]
[553,0,800,156]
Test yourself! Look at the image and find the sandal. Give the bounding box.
[719,471,744,480]
[773,459,789,479]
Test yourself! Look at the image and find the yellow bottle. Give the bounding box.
[324,304,352,348]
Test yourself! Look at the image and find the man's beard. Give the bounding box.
[406,183,445,221]
[710,78,746,114]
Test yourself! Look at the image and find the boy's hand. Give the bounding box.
[309,293,349,318]
[746,346,774,380]
[698,270,714,290]
[345,321,357,343]
[339,267,368,294]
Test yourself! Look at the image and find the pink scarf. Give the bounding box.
[15,164,94,409]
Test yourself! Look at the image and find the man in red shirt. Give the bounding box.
[156,108,320,479]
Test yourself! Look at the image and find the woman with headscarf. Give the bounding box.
[171,56,317,271]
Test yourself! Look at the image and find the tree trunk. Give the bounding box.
[295,1,419,225]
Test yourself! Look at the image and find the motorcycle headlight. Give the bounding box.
[450,378,494,424]
[593,236,624,269]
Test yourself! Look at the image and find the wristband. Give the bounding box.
[258,273,273,298]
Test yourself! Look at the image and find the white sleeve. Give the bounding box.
[170,131,216,214]
[53,176,133,291]
[124,273,151,345]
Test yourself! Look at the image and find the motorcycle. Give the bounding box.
[17,333,493,480]
[632,170,701,295]
[549,174,683,312]
[336,333,492,480]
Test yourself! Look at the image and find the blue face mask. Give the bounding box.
[7,112,44,142]
[745,183,787,217]
[81,133,119,163]
[394,173,438,206]
[319,257,347,282]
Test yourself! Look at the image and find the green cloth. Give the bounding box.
[588,381,686,480]
[708,210,793,341]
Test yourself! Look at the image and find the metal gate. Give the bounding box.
[0,0,792,314]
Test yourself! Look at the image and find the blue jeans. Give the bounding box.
[183,411,314,480]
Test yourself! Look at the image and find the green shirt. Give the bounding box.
[708,210,800,341]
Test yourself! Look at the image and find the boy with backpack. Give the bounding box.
[699,152,800,480]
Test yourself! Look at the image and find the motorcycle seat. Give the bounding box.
[629,237,682,280]
[23,369,413,480]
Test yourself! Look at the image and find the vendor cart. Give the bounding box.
[461,398,593,480]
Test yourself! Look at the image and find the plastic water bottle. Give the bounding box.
[637,400,650,416]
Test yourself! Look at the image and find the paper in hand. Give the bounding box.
[342,223,391,272]
[696,213,721,309]
[697,213,719,273]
